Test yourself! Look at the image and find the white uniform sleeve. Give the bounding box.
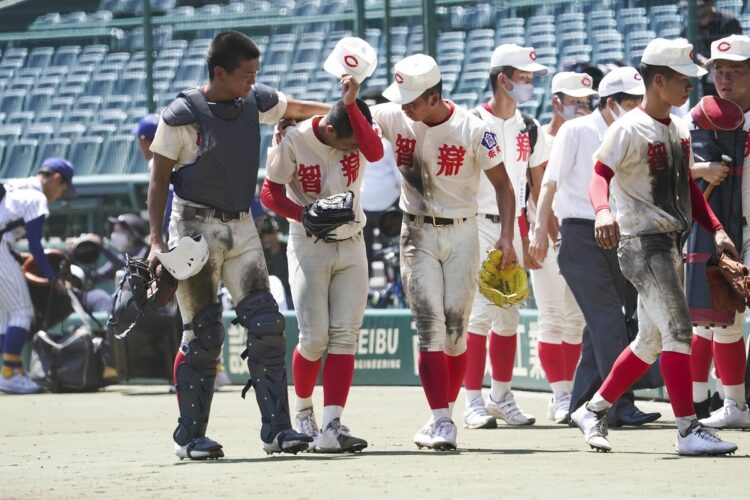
[595,122,631,172]
[259,91,288,125]
[545,121,579,183]
[370,104,394,143]
[265,133,297,185]
[150,115,191,163]
[529,118,549,168]
[474,125,504,171]
[20,191,49,222]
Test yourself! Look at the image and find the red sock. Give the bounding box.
[445,351,468,403]
[599,347,651,404]
[173,350,186,405]
[660,351,695,418]
[464,332,487,390]
[292,346,321,399]
[713,339,747,386]
[322,353,355,407]
[418,351,449,409]
[538,341,566,383]
[562,342,582,380]
[489,332,516,383]
[690,335,713,383]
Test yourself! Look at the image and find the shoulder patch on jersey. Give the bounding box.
[162,92,198,127]
[481,131,498,150]
[253,82,280,113]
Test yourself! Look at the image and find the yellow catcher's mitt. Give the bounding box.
[478,249,529,307]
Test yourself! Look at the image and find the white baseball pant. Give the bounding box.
[0,242,34,332]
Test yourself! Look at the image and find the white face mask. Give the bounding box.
[612,102,628,120]
[111,232,132,253]
[560,104,579,121]
[502,81,534,104]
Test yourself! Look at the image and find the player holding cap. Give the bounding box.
[370,54,517,450]
[529,67,661,427]
[572,38,739,455]
[0,158,75,394]
[261,37,382,452]
[688,34,750,429]
[462,43,548,430]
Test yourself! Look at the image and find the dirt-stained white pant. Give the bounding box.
[169,200,269,344]
[288,226,368,360]
[401,216,479,356]
[529,246,585,345]
[466,216,524,336]
[694,224,750,345]
[618,233,693,363]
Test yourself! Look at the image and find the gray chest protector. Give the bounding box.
[163,84,279,212]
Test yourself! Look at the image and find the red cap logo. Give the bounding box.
[718,41,732,52]
[529,50,537,61]
[634,73,642,80]
[395,72,404,84]
[581,76,592,87]
[344,55,359,68]
[689,49,694,59]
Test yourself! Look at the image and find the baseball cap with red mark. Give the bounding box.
[383,54,442,105]
[598,66,646,97]
[551,71,598,97]
[490,44,549,75]
[691,96,745,131]
[641,38,707,77]
[324,36,378,83]
[706,34,750,66]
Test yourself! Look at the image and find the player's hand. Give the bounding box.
[52,277,67,295]
[715,229,740,260]
[273,118,296,144]
[594,208,620,249]
[494,237,518,269]
[341,74,360,105]
[521,236,542,269]
[698,161,731,186]
[148,241,168,272]
[528,228,549,263]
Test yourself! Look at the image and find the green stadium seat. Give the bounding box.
[23,124,55,142]
[56,123,87,139]
[36,111,64,127]
[76,96,104,113]
[26,47,54,69]
[68,136,104,175]
[88,124,118,138]
[24,89,55,114]
[100,134,135,174]
[48,97,76,113]
[7,111,34,128]
[1,139,38,179]
[0,124,22,144]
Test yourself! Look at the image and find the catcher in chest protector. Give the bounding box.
[260,70,383,453]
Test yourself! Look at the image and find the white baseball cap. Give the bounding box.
[705,34,750,66]
[323,36,378,83]
[490,44,549,75]
[598,66,646,97]
[641,38,707,77]
[551,71,598,97]
[383,54,442,104]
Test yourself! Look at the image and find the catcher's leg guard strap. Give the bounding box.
[173,303,224,446]
[236,292,290,443]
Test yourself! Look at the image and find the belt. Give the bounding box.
[180,205,249,222]
[405,213,468,226]
[561,218,595,226]
[478,213,502,223]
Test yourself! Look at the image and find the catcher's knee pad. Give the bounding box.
[187,303,225,368]
[236,292,291,443]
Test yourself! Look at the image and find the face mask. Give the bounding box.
[111,232,132,253]
[612,102,628,120]
[502,81,534,104]
[560,104,579,121]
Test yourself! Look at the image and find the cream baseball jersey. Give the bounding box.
[0,178,49,242]
[371,101,504,218]
[265,116,368,240]
[595,107,693,237]
[739,110,750,216]
[473,104,548,216]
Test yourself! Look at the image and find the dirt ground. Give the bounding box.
[2,386,749,499]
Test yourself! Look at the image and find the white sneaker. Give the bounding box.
[431,417,458,451]
[699,398,750,430]
[316,418,368,453]
[677,421,737,456]
[570,403,611,452]
[414,417,434,449]
[295,407,320,450]
[0,373,42,394]
[552,393,572,424]
[486,392,536,425]
[463,397,497,429]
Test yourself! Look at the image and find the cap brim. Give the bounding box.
[514,62,549,75]
[669,63,708,77]
[61,184,77,200]
[705,53,750,66]
[382,82,425,105]
[562,88,598,98]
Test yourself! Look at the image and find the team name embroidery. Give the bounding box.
[298,164,322,194]
[340,152,360,187]
[395,133,417,168]
[436,144,466,176]
[646,142,669,174]
[680,137,691,170]
[516,132,531,162]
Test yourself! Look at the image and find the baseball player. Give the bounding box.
[0,158,75,394]
[529,67,661,428]
[134,114,172,236]
[571,38,739,455]
[370,54,517,450]
[688,34,750,429]
[462,43,548,430]
[261,75,382,452]
[147,31,330,459]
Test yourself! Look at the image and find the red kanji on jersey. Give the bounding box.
[646,142,669,174]
[436,144,466,176]
[340,152,360,187]
[516,133,531,162]
[680,137,691,170]
[395,133,417,168]
[298,164,322,194]
[745,130,750,158]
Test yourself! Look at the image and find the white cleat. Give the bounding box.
[414,417,434,449]
[677,421,738,456]
[0,373,42,394]
[174,437,224,460]
[316,418,368,453]
[431,417,458,451]
[262,429,312,455]
[699,399,750,430]
[486,392,536,425]
[570,403,611,452]
[295,407,320,451]
[463,397,497,429]
[551,393,572,424]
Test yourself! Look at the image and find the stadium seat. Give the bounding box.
[52,46,81,67]
[1,47,27,64]
[56,123,87,139]
[42,66,68,78]
[7,111,34,128]
[100,109,128,126]
[0,141,5,171]
[76,96,104,113]
[36,111,65,127]
[30,13,61,29]
[24,89,55,114]
[65,110,95,126]
[88,124,118,139]
[59,85,86,99]
[78,53,106,66]
[23,124,54,142]
[0,90,24,116]
[89,74,118,100]
[35,76,62,92]
[99,135,135,174]
[82,44,109,55]
[68,136,104,176]
[9,78,34,93]
[175,61,206,84]
[1,139,38,179]
[48,97,76,113]
[104,52,130,65]
[26,47,54,69]
[0,124,23,144]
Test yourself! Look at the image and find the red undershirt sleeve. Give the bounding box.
[346,102,383,162]
[518,209,530,238]
[689,172,723,233]
[589,161,614,212]
[260,179,304,222]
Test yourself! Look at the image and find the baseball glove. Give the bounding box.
[302,191,355,242]
[707,253,750,313]
[478,249,529,307]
